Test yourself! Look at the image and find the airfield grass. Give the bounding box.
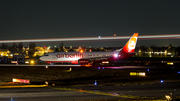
[0,66,180,86]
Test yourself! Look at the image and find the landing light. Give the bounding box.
[114,54,118,58]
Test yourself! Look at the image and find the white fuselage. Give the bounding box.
[40,33,138,64]
[40,51,120,63]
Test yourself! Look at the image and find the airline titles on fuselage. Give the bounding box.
[56,53,84,58]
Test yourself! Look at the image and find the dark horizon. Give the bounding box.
[1,0,180,47]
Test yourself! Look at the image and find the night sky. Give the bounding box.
[1,0,180,47]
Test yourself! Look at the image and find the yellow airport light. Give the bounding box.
[130,72,146,76]
[102,61,109,64]
[30,60,34,64]
[167,62,173,65]
[130,72,137,76]
[165,95,171,101]
[25,56,29,58]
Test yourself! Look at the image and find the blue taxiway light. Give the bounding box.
[160,80,163,83]
[94,80,97,85]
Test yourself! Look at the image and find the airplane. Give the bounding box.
[40,33,138,66]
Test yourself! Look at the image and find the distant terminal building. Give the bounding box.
[0,49,12,58]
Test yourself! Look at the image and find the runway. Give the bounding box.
[0,87,119,101]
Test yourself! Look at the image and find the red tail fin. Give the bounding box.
[122,33,138,53]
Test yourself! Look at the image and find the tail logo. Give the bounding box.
[128,37,137,50]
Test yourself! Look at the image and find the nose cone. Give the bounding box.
[39,56,44,60]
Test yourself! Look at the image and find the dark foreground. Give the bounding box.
[0,65,180,100]
[0,82,180,101]
[0,87,118,101]
[0,65,179,86]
